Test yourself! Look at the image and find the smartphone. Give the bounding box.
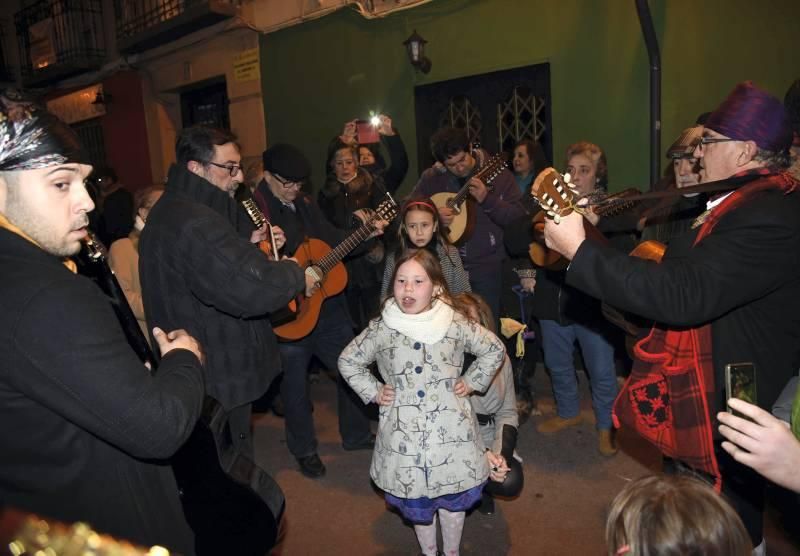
[356,119,379,144]
[725,362,757,418]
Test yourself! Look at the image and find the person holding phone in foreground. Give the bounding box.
[542,82,800,554]
[718,397,800,493]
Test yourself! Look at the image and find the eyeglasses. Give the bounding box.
[207,161,243,176]
[272,173,303,189]
[698,136,738,146]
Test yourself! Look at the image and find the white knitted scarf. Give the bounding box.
[382,297,454,345]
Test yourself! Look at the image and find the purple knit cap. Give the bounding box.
[705,81,793,152]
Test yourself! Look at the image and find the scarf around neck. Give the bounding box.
[382,297,454,345]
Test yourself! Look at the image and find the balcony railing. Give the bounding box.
[115,0,238,53]
[15,0,106,87]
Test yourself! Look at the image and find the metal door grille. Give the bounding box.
[497,85,547,153]
[439,95,482,144]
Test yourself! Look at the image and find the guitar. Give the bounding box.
[78,233,283,556]
[528,168,642,269]
[242,197,298,326]
[529,168,666,342]
[430,153,509,246]
[274,195,399,340]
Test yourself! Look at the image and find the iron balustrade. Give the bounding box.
[14,0,105,83]
[115,0,238,51]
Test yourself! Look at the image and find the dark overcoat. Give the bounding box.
[0,229,203,552]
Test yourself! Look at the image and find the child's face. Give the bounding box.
[393,259,435,314]
[404,209,436,248]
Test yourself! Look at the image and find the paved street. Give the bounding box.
[254,367,799,555]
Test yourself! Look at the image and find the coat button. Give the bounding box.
[413,342,421,350]
[415,366,423,374]
[417,390,425,398]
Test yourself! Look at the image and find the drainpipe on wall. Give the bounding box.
[635,0,661,188]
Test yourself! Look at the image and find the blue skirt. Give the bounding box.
[385,482,486,524]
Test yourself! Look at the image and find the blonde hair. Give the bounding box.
[606,475,751,556]
[453,292,495,334]
[565,140,608,189]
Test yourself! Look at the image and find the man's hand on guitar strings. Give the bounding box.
[468,177,489,203]
[270,225,287,250]
[437,206,456,226]
[304,267,322,298]
[250,224,269,244]
[543,210,586,261]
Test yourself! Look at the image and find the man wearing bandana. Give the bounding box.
[543,81,800,553]
[0,110,205,552]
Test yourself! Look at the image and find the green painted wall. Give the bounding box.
[261,0,800,195]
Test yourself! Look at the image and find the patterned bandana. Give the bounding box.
[0,109,90,171]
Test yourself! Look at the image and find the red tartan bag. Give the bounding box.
[613,325,721,488]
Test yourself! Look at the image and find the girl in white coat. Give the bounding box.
[339,249,506,556]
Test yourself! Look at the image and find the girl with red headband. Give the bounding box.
[380,195,471,300]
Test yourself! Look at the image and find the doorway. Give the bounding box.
[180,78,230,130]
[413,63,551,172]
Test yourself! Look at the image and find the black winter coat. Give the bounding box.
[318,168,387,289]
[567,185,800,411]
[140,165,305,410]
[0,229,203,553]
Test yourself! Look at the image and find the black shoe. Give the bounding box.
[477,492,495,515]
[342,434,376,451]
[296,454,326,478]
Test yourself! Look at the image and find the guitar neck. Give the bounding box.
[316,221,376,275]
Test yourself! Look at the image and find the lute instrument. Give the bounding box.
[430,153,509,246]
[242,197,298,325]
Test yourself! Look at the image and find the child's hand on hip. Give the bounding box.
[376,384,395,406]
[454,378,473,397]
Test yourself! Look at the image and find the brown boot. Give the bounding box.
[536,414,583,434]
[598,429,618,456]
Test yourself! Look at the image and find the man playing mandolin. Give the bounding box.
[413,127,524,321]
[541,81,800,554]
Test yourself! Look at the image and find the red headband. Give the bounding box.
[405,201,436,212]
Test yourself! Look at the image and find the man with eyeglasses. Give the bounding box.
[543,81,800,554]
[139,126,307,458]
[251,143,381,479]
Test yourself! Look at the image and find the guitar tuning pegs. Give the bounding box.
[563,172,572,183]
[554,214,561,224]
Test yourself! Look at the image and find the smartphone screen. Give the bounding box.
[725,362,757,418]
[356,120,379,144]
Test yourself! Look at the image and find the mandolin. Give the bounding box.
[528,168,642,268]
[431,153,509,246]
[242,197,298,325]
[529,168,667,343]
[274,195,398,340]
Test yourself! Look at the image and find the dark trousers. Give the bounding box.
[279,310,372,458]
[468,264,503,326]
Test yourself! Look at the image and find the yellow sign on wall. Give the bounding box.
[233,48,260,82]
